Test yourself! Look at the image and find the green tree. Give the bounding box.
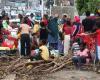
[76,0,100,15]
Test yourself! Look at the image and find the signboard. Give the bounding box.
[4,6,11,11]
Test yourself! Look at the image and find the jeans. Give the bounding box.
[20,34,30,56]
[72,56,86,68]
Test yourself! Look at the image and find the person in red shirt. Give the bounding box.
[95,19,100,60]
[63,20,72,55]
[42,14,48,27]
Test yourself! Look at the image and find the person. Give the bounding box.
[30,44,40,61]
[29,13,35,27]
[18,14,23,23]
[39,40,49,60]
[2,15,9,29]
[63,20,72,55]
[61,14,67,24]
[20,17,31,57]
[72,43,91,69]
[42,14,48,27]
[71,38,80,56]
[95,19,100,61]
[30,40,49,61]
[0,16,3,44]
[72,16,83,39]
[32,19,40,45]
[29,13,35,22]
[82,11,96,32]
[47,15,59,50]
[40,22,48,41]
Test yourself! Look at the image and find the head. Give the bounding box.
[62,14,67,19]
[43,14,48,20]
[74,16,80,23]
[18,14,23,20]
[40,22,45,27]
[21,17,28,24]
[30,13,34,18]
[80,43,86,51]
[34,19,40,24]
[39,40,47,46]
[85,11,90,17]
[66,20,71,26]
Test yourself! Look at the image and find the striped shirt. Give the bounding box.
[72,42,80,55]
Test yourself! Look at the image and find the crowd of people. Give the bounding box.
[0,10,100,69]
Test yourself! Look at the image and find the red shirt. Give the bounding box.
[63,24,72,35]
[96,29,100,46]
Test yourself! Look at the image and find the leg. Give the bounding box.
[25,34,31,56]
[20,34,25,56]
[72,56,79,67]
[64,35,70,56]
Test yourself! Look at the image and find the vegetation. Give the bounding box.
[76,0,100,15]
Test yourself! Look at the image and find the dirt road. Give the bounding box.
[42,70,100,80]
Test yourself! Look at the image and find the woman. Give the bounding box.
[47,16,59,50]
[63,20,72,55]
[20,17,31,57]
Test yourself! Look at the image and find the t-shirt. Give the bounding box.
[96,29,100,46]
[33,24,40,33]
[39,45,49,60]
[63,23,72,35]
[72,42,80,55]
[2,20,8,29]
[77,48,89,57]
[20,24,30,34]
[40,28,48,40]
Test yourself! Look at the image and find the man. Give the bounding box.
[82,11,96,32]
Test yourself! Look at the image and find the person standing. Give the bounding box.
[63,20,72,55]
[47,15,59,50]
[20,17,31,57]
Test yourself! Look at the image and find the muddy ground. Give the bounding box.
[44,70,100,80]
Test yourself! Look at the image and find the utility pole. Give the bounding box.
[49,0,54,16]
[41,0,44,17]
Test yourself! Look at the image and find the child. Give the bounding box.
[72,43,91,68]
[39,40,49,60]
[30,44,40,61]
[30,40,49,61]
[71,38,80,56]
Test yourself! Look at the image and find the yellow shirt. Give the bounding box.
[39,45,49,60]
[33,24,40,33]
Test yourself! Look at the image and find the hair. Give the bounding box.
[18,14,23,21]
[43,14,48,19]
[21,17,28,24]
[66,20,71,26]
[63,15,67,18]
[40,22,45,27]
[30,13,34,17]
[85,11,90,17]
[40,40,47,46]
[80,42,87,51]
